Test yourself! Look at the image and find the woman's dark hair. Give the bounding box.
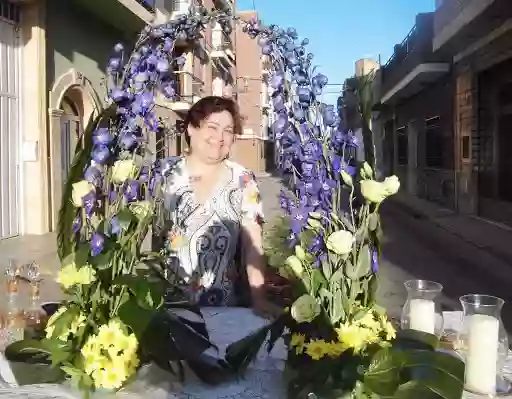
[183,96,242,145]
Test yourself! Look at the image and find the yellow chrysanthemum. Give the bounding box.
[305,339,329,361]
[326,341,346,358]
[290,333,306,355]
[336,323,368,354]
[56,263,96,289]
[356,312,380,332]
[80,319,139,391]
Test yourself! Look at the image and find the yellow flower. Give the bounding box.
[379,315,397,341]
[245,187,260,204]
[72,180,94,207]
[97,320,126,348]
[290,294,320,324]
[111,159,138,184]
[383,175,400,196]
[92,365,127,390]
[290,333,306,355]
[56,263,96,289]
[326,230,354,255]
[285,255,304,277]
[336,323,368,354]
[326,341,346,358]
[83,354,109,375]
[356,311,380,332]
[306,339,329,360]
[360,180,388,204]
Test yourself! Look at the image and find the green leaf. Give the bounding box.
[49,306,80,341]
[114,274,164,310]
[118,297,156,338]
[363,348,399,396]
[347,245,371,279]
[331,287,344,324]
[117,208,134,231]
[310,269,326,295]
[391,381,444,399]
[8,362,65,385]
[321,256,332,280]
[394,330,439,351]
[368,213,379,232]
[329,266,344,284]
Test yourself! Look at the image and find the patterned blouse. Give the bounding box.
[163,158,264,306]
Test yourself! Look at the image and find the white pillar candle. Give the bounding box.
[409,299,436,334]
[465,314,499,395]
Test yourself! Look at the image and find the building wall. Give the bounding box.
[382,75,456,208]
[231,10,266,174]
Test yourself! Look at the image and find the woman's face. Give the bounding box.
[188,110,236,164]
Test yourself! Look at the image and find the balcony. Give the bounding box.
[380,13,449,104]
[73,0,154,33]
[433,0,510,52]
[169,0,191,19]
[157,71,204,112]
[211,26,235,67]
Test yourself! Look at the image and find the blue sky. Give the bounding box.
[237,0,435,104]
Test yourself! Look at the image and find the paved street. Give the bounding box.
[2,176,512,333]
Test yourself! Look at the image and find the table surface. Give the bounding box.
[0,309,510,399]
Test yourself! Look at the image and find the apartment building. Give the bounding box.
[230,10,271,174]
[375,0,512,225]
[0,0,242,239]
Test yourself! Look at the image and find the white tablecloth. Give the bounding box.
[0,309,509,398]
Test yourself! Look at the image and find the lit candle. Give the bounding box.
[465,314,499,395]
[409,299,436,334]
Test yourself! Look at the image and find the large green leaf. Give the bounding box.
[4,339,66,385]
[394,330,439,350]
[363,348,399,396]
[114,274,164,310]
[57,105,115,261]
[118,296,156,338]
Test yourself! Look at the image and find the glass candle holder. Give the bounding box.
[401,279,444,336]
[457,294,509,396]
[5,259,19,296]
[26,261,41,301]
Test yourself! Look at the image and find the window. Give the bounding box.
[60,97,82,184]
[397,126,408,166]
[462,136,470,159]
[425,116,443,168]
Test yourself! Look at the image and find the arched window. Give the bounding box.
[60,95,82,183]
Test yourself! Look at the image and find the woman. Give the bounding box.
[164,96,274,315]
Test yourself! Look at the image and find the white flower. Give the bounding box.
[286,255,304,277]
[72,180,94,207]
[383,175,400,196]
[326,230,354,255]
[360,180,388,204]
[112,159,138,184]
[130,200,153,219]
[200,270,215,289]
[291,294,320,324]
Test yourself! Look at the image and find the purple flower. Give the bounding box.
[110,216,120,236]
[371,249,379,273]
[82,191,96,218]
[123,180,140,202]
[270,73,284,90]
[107,58,121,72]
[114,43,124,52]
[156,59,170,73]
[90,232,105,257]
[109,88,126,102]
[72,214,81,233]
[84,166,102,187]
[119,132,139,150]
[92,128,113,146]
[91,145,110,165]
[290,206,312,234]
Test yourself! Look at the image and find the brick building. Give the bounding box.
[375,0,512,225]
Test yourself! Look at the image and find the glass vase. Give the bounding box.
[457,294,509,396]
[401,280,443,336]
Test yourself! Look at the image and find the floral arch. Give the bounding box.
[4,8,464,399]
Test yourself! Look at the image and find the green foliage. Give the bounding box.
[264,215,294,269]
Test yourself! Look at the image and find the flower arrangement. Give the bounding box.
[224,18,465,399]
[2,7,465,399]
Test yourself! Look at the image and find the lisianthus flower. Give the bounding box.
[326,230,354,255]
[290,294,320,323]
[72,180,94,207]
